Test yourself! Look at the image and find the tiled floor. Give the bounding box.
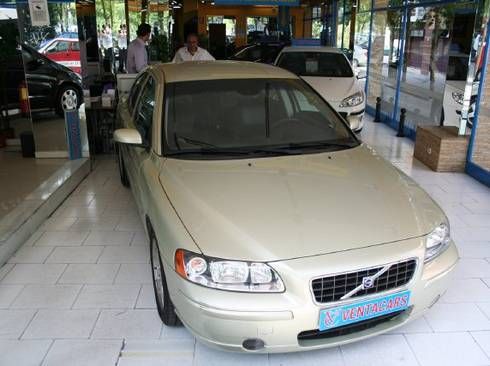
[0,116,489,366]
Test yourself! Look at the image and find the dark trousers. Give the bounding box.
[119,48,127,72]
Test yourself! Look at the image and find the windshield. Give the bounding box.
[164,78,358,159]
[277,52,354,78]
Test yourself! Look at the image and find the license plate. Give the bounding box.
[318,290,410,331]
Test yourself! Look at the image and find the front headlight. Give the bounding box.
[425,223,451,263]
[452,91,464,105]
[339,91,364,108]
[175,249,285,292]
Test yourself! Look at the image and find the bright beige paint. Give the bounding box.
[115,62,458,353]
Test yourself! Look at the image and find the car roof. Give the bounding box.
[279,46,344,54]
[154,61,298,83]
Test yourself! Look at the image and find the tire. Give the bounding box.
[117,145,130,188]
[56,84,80,116]
[150,232,180,326]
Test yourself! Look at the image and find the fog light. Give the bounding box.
[242,338,265,351]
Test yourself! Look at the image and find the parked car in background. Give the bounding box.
[229,42,286,64]
[38,37,81,74]
[6,44,82,115]
[114,61,458,353]
[275,47,366,132]
[442,53,477,129]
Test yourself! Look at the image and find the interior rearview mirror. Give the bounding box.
[114,128,144,146]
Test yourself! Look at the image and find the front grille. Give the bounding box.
[311,259,416,304]
[298,309,406,341]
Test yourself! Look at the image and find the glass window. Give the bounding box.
[134,76,155,146]
[277,52,354,77]
[366,10,403,119]
[129,74,147,114]
[47,41,70,53]
[164,78,357,156]
[71,41,80,51]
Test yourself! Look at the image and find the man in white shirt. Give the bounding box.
[172,33,215,62]
[127,23,151,74]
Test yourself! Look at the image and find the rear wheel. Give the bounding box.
[150,233,180,326]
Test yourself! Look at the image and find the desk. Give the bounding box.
[85,101,117,156]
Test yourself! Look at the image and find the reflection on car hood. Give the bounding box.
[160,145,444,262]
[301,76,361,104]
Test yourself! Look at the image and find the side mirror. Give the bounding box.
[114,128,144,146]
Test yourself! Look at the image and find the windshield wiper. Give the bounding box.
[167,146,303,157]
[175,135,218,148]
[286,141,357,150]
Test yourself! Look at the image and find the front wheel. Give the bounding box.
[150,233,180,326]
[56,85,80,116]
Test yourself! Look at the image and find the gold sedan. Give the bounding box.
[114,61,458,353]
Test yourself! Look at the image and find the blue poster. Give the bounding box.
[215,0,299,5]
[64,110,82,160]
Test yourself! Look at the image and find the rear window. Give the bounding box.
[277,51,354,78]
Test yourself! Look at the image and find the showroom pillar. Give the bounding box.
[278,6,291,40]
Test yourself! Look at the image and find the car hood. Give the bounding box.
[301,76,360,104]
[160,145,444,262]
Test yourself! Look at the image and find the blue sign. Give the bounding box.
[64,110,82,160]
[214,0,299,6]
[318,290,411,331]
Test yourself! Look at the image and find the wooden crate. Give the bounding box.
[414,126,469,172]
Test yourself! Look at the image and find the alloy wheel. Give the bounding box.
[61,89,78,110]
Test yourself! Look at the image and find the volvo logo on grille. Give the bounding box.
[362,276,375,289]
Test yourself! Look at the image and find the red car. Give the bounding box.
[38,38,81,74]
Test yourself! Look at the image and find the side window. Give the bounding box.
[128,74,147,113]
[134,77,156,146]
[71,42,80,51]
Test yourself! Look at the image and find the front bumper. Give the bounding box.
[166,238,458,353]
[338,105,365,132]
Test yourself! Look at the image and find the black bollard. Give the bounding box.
[397,108,406,137]
[374,97,381,122]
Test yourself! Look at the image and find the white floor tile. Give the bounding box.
[471,331,490,359]
[1,264,66,284]
[69,217,121,232]
[425,303,490,332]
[270,347,344,366]
[115,216,145,232]
[11,284,81,309]
[131,231,148,246]
[160,325,194,340]
[46,246,104,264]
[73,284,140,309]
[478,303,490,320]
[41,217,78,231]
[136,284,156,309]
[453,259,490,279]
[0,285,24,308]
[194,342,269,366]
[0,310,36,339]
[8,246,55,264]
[387,316,433,334]
[0,340,52,366]
[0,263,14,281]
[59,205,106,219]
[406,332,490,366]
[457,242,490,258]
[35,231,89,246]
[42,339,123,366]
[459,214,490,228]
[115,263,152,284]
[441,279,490,303]
[83,231,134,246]
[58,264,120,284]
[98,246,150,264]
[118,339,194,366]
[23,309,99,339]
[340,334,419,366]
[91,309,162,339]
[22,230,46,247]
